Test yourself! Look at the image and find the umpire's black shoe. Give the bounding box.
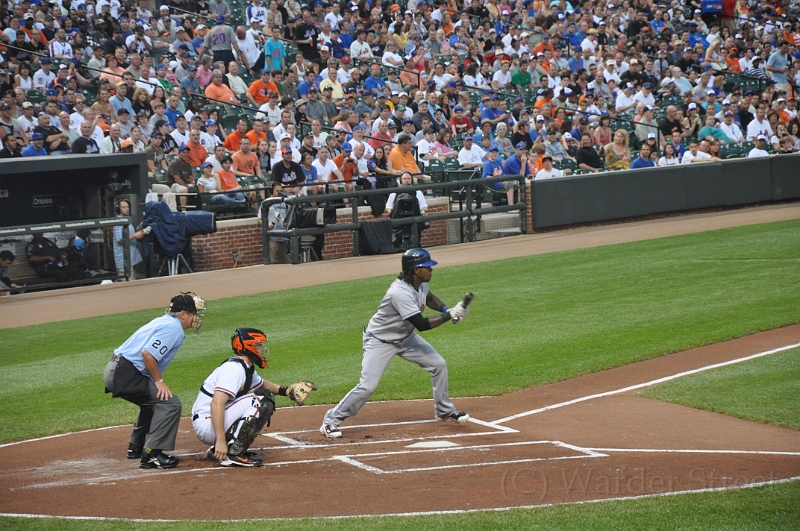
[139,448,179,469]
[127,442,143,460]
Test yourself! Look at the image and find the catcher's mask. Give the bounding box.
[231,328,269,368]
[168,292,206,334]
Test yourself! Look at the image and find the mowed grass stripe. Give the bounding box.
[0,220,797,443]
[640,347,800,430]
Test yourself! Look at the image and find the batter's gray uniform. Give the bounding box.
[322,278,457,428]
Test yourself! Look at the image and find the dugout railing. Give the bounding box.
[260,174,527,264]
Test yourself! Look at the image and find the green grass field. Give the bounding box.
[1,220,798,443]
[0,219,798,529]
[640,347,800,430]
[3,477,799,530]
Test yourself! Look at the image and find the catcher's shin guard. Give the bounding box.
[227,390,275,455]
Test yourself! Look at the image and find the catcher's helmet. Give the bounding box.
[231,328,269,368]
[401,248,438,274]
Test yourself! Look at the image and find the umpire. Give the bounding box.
[104,293,206,469]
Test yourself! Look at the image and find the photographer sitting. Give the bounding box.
[25,233,87,283]
[384,172,428,249]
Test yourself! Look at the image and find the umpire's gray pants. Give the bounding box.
[323,333,456,428]
[104,357,182,451]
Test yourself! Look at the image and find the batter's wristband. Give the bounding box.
[278,386,288,396]
[441,311,452,323]
[442,305,450,313]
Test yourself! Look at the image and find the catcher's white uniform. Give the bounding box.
[191,359,265,445]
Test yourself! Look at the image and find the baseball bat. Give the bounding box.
[463,292,474,307]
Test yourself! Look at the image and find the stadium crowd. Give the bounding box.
[0,0,799,196]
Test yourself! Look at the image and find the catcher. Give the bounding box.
[191,328,317,467]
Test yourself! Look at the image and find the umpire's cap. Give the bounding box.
[169,292,202,313]
[402,248,437,274]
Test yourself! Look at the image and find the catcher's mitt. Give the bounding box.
[287,381,318,406]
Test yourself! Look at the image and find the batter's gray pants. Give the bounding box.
[323,332,456,428]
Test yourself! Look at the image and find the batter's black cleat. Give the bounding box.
[320,424,342,438]
[139,449,180,469]
[438,410,470,423]
[127,442,143,459]
[219,453,260,467]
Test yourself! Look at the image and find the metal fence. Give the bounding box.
[260,174,527,264]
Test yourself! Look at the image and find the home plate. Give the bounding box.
[406,441,461,448]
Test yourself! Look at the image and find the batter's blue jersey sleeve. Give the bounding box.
[114,315,186,378]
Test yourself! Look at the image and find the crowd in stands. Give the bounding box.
[1,0,799,203]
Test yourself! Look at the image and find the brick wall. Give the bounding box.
[192,219,263,272]
[190,196,452,270]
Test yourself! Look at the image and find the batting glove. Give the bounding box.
[450,301,468,324]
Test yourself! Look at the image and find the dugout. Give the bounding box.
[0,154,148,288]
[529,154,800,230]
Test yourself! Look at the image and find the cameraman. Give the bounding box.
[384,172,428,216]
[384,172,428,249]
[126,25,153,55]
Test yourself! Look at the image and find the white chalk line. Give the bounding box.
[585,448,800,456]
[173,416,513,457]
[4,475,799,523]
[491,342,800,425]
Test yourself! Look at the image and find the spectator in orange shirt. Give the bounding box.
[532,34,555,56]
[332,141,358,192]
[245,118,269,147]
[725,48,742,72]
[232,137,262,176]
[224,118,250,151]
[246,69,279,106]
[205,69,238,104]
[387,135,421,174]
[186,128,209,166]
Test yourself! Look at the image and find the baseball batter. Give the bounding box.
[321,248,470,438]
[192,328,317,466]
[104,292,205,469]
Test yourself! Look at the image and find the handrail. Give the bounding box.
[260,173,526,263]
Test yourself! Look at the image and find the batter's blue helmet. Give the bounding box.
[402,248,437,274]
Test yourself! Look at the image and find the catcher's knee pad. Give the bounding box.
[227,391,275,455]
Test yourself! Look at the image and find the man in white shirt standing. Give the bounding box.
[746,107,773,141]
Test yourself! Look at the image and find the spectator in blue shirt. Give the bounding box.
[502,141,533,178]
[364,64,386,91]
[22,132,48,157]
[630,144,656,169]
[568,23,584,48]
[568,46,583,73]
[482,145,518,206]
[297,70,317,97]
[263,30,286,72]
[329,29,346,59]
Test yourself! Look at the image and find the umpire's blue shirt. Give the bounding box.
[114,315,186,379]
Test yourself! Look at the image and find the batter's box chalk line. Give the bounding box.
[330,440,607,475]
[256,416,518,450]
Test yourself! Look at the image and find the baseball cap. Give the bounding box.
[205,119,217,127]
[188,65,198,72]
[517,119,529,127]
[563,132,573,141]
[41,57,52,64]
[446,81,457,88]
[387,122,397,128]
[279,132,293,141]
[515,141,527,150]
[281,146,293,153]
[201,161,213,169]
[116,108,130,115]
[541,155,553,162]
[724,110,733,116]
[31,132,45,141]
[45,88,57,96]
[341,142,352,152]
[260,68,272,75]
[489,145,499,152]
[535,115,545,122]
[453,105,464,112]
[216,15,225,23]
[22,101,34,109]
[688,103,697,110]
[178,143,190,152]
[707,89,716,95]
[647,133,656,139]
[757,135,767,141]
